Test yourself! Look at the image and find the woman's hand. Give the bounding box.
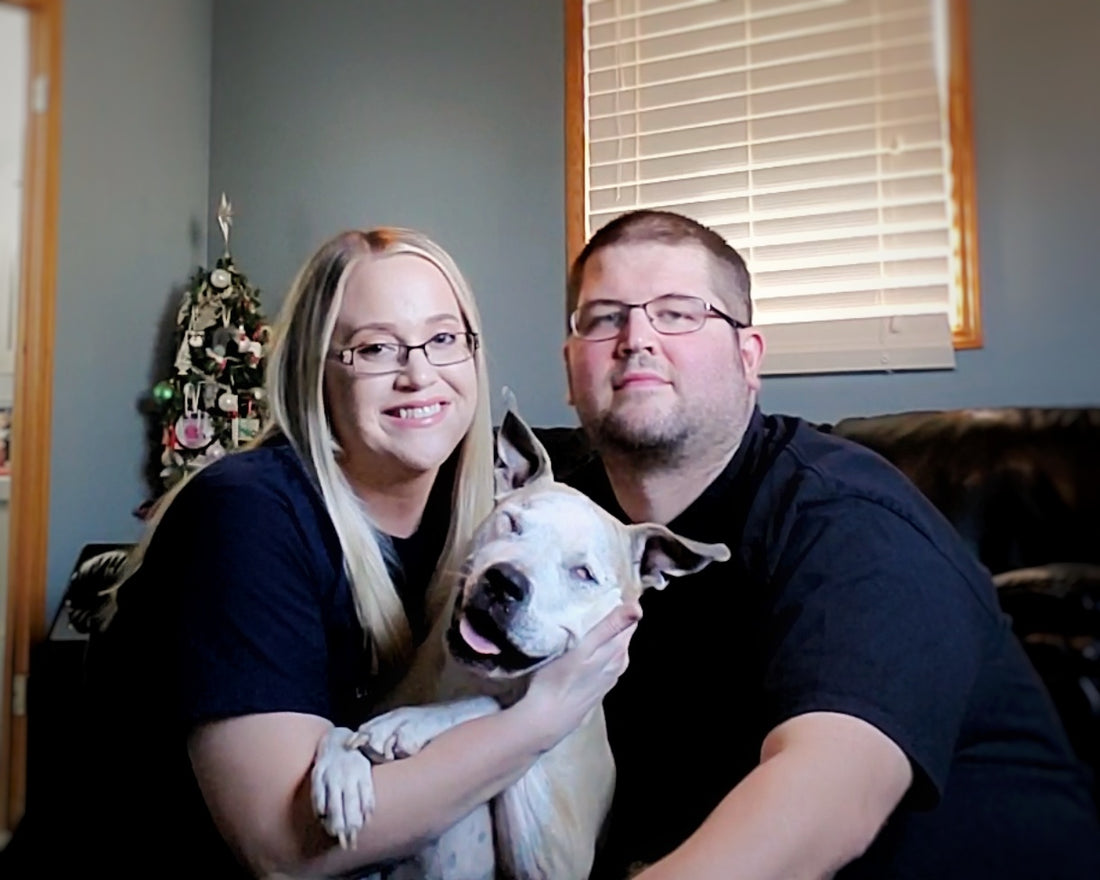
[520,601,642,746]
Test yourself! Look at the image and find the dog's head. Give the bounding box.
[446,408,730,679]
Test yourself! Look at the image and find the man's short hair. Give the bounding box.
[566,210,752,329]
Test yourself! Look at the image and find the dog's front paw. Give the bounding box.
[348,706,452,762]
[311,726,375,850]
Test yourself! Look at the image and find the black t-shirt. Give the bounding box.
[569,408,1100,879]
[72,436,450,876]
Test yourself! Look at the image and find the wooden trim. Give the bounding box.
[564,0,585,270]
[949,0,983,349]
[563,0,983,350]
[2,0,62,832]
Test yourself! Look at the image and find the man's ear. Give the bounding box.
[629,524,731,591]
[495,404,554,497]
[563,339,580,406]
[740,326,766,393]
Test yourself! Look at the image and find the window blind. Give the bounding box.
[583,0,959,374]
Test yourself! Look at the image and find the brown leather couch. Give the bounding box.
[536,406,1100,802]
[827,408,1100,576]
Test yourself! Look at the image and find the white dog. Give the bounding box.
[311,409,730,880]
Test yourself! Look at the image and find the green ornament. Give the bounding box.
[152,381,175,403]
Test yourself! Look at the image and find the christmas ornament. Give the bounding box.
[175,411,214,450]
[192,440,228,469]
[206,348,229,371]
[233,336,263,365]
[237,417,261,444]
[189,300,221,332]
[209,268,232,289]
[152,381,175,403]
[174,383,214,450]
[216,192,234,256]
[173,336,193,375]
[211,325,236,356]
[218,391,238,413]
[189,332,204,347]
[231,415,262,448]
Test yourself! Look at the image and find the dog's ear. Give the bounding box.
[629,524,730,591]
[495,407,554,497]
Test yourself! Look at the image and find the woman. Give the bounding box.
[78,228,638,878]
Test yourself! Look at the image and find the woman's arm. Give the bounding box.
[188,602,640,878]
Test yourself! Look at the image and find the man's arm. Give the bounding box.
[634,711,912,880]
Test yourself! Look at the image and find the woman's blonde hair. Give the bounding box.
[117,228,494,673]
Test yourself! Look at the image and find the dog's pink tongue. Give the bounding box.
[459,617,501,655]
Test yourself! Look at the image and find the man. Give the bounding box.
[560,210,1100,879]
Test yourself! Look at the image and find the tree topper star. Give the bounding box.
[217,192,234,254]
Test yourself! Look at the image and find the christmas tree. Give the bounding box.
[148,194,271,493]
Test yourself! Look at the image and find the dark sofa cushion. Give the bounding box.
[829,408,1100,575]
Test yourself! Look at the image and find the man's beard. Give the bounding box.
[570,350,752,471]
[583,407,692,469]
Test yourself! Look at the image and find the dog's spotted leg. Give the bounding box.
[425,805,495,880]
[373,807,493,880]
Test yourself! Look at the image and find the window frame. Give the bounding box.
[564,0,982,350]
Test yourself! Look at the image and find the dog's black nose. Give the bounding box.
[477,563,530,610]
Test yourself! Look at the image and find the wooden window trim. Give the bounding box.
[947,0,982,348]
[563,0,983,350]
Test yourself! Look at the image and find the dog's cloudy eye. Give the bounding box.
[500,510,521,535]
[570,565,597,583]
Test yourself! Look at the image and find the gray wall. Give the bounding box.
[208,0,570,421]
[47,0,211,611]
[42,0,1100,615]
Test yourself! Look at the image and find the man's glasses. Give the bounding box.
[569,294,747,341]
[331,330,479,375]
